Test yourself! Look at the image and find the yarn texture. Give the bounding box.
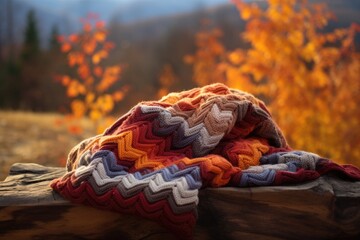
[51,83,360,239]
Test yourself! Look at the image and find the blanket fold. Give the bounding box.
[51,83,360,239]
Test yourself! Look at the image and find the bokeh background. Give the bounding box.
[0,0,359,180]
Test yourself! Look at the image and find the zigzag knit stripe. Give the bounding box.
[239,169,276,187]
[52,179,197,238]
[260,151,320,170]
[51,83,360,240]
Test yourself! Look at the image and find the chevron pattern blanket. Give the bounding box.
[51,83,360,239]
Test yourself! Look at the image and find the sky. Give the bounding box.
[18,0,230,22]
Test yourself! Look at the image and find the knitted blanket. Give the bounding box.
[51,83,360,239]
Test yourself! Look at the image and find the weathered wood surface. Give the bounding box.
[0,163,360,240]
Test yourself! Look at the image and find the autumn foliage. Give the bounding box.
[57,14,128,134]
[184,27,226,86]
[185,0,360,165]
[157,64,176,99]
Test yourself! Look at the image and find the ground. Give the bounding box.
[0,111,96,180]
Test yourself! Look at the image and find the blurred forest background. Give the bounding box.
[0,0,359,179]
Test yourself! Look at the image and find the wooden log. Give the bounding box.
[0,163,359,240]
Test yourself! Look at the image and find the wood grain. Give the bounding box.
[1,163,359,240]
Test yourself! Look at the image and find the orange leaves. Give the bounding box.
[83,39,97,55]
[68,52,85,67]
[157,64,176,98]
[61,76,71,86]
[56,15,127,135]
[92,50,108,64]
[97,66,122,92]
[112,90,125,102]
[85,92,95,104]
[228,50,245,65]
[77,64,90,80]
[69,34,79,43]
[184,27,226,86]
[288,30,304,47]
[186,0,360,165]
[94,31,106,42]
[113,85,129,102]
[93,66,103,77]
[231,0,360,163]
[83,22,92,32]
[59,34,79,53]
[233,0,261,20]
[71,100,86,118]
[96,94,114,113]
[61,42,71,53]
[68,124,83,135]
[67,80,86,97]
[95,21,105,29]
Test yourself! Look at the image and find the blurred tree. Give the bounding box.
[21,10,40,61]
[49,25,61,52]
[38,24,68,111]
[187,0,360,165]
[0,61,21,109]
[157,64,176,98]
[57,14,128,134]
[0,0,20,109]
[228,0,360,163]
[19,9,43,110]
[184,26,226,86]
[6,0,15,61]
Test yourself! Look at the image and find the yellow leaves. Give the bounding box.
[240,8,251,20]
[185,27,226,86]
[288,30,304,47]
[83,39,97,55]
[71,100,86,118]
[57,16,127,135]
[97,66,122,92]
[85,92,95,105]
[97,94,114,113]
[68,52,85,67]
[311,68,328,88]
[96,116,115,134]
[227,76,252,93]
[226,67,241,83]
[234,0,261,20]
[157,88,168,99]
[112,90,125,102]
[228,50,245,65]
[157,64,176,98]
[92,50,108,64]
[90,110,101,121]
[159,64,175,87]
[302,42,316,61]
[94,31,106,42]
[225,66,253,92]
[67,80,86,97]
[184,0,360,166]
[88,95,114,121]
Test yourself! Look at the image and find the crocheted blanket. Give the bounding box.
[51,83,360,239]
